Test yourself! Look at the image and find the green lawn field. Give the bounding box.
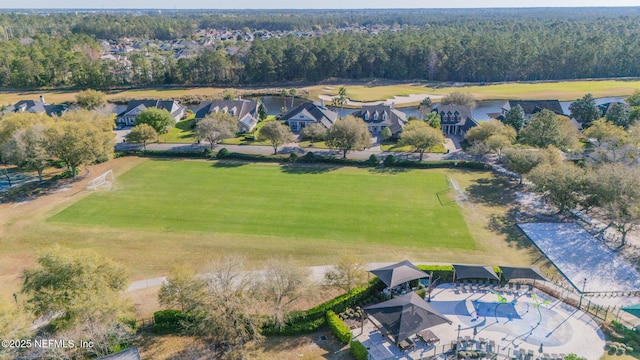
[48,161,474,249]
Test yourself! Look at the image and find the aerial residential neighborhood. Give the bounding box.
[2,5,640,360]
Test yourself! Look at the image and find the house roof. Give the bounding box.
[351,104,407,134]
[3,99,67,117]
[195,99,259,121]
[117,100,184,119]
[597,102,628,117]
[238,114,259,131]
[432,104,479,132]
[504,100,564,116]
[281,102,338,129]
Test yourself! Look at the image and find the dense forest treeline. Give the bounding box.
[0,9,639,89]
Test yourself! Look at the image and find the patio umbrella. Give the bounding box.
[370,260,428,289]
[621,304,640,318]
[364,292,452,344]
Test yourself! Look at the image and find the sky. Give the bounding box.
[1,0,639,9]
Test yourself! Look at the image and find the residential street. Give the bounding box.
[115,135,476,162]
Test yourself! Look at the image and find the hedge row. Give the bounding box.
[118,146,487,171]
[417,265,455,283]
[116,149,211,159]
[350,340,369,360]
[262,278,384,336]
[326,310,352,344]
[216,150,487,169]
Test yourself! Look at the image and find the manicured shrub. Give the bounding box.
[327,310,352,344]
[300,151,317,163]
[288,153,299,162]
[152,309,191,334]
[383,155,397,166]
[367,154,379,166]
[350,340,368,360]
[216,147,230,158]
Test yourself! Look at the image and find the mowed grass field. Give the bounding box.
[1,79,638,106]
[0,157,550,306]
[306,79,640,103]
[48,161,474,249]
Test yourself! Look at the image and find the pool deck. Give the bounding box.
[352,284,605,360]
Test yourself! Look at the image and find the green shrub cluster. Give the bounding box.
[326,310,352,344]
[602,321,640,351]
[367,154,380,165]
[417,265,455,283]
[606,341,634,355]
[383,155,397,166]
[263,278,384,336]
[350,340,368,360]
[216,147,230,158]
[152,309,195,334]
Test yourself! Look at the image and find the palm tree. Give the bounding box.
[280,89,288,112]
[336,86,348,118]
[289,88,297,109]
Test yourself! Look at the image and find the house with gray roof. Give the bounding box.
[195,99,260,133]
[431,104,479,139]
[280,102,338,133]
[501,100,564,119]
[2,95,67,117]
[351,103,407,137]
[116,100,185,126]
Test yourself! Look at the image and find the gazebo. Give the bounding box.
[364,292,452,345]
[370,260,429,289]
[452,264,500,282]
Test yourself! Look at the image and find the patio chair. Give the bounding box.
[543,353,551,360]
[551,354,559,360]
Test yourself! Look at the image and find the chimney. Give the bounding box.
[40,95,45,104]
[390,102,395,109]
[320,99,325,108]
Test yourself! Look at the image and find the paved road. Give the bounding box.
[115,136,477,162]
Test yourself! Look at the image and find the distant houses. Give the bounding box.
[2,95,67,117]
[116,100,185,126]
[195,99,260,132]
[280,102,338,132]
[350,103,407,138]
[501,100,564,119]
[431,104,479,138]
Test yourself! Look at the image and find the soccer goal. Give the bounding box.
[86,170,115,191]
[448,177,469,204]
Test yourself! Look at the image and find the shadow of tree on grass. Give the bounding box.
[466,177,517,207]
[212,160,248,168]
[279,164,339,175]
